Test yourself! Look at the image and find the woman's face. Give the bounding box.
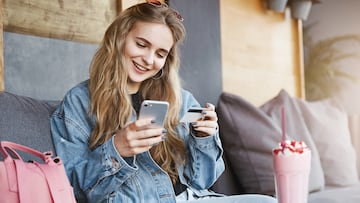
[124,21,174,93]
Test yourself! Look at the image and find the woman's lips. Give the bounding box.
[133,61,148,73]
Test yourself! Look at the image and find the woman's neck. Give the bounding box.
[127,82,140,94]
[127,85,139,94]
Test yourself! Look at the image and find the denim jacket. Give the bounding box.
[50,80,225,203]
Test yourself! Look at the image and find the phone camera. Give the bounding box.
[143,102,152,107]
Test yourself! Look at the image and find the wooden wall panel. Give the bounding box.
[122,0,144,10]
[220,0,304,106]
[2,0,118,44]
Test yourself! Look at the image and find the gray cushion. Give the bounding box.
[216,90,324,195]
[211,151,244,195]
[0,92,58,160]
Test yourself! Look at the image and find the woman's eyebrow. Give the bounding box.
[136,37,150,45]
[136,37,170,54]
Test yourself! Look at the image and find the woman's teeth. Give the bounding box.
[134,62,146,71]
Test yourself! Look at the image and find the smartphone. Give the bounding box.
[180,107,207,123]
[138,100,169,128]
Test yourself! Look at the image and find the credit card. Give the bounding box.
[180,107,206,123]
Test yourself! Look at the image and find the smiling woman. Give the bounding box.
[0,0,291,202]
[49,1,276,203]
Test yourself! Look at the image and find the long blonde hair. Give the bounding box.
[88,2,186,184]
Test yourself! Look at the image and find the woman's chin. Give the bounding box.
[128,76,148,84]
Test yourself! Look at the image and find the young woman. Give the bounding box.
[50,1,277,203]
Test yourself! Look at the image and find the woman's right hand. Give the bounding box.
[113,118,166,157]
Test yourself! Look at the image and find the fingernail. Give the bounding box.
[161,135,167,140]
[162,129,167,134]
[151,120,156,124]
[201,111,207,115]
[206,103,215,109]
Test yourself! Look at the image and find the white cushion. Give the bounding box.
[297,98,358,186]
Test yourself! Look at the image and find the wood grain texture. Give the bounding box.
[2,0,118,44]
[121,0,144,10]
[220,0,304,105]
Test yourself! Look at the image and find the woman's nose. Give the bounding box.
[142,52,155,65]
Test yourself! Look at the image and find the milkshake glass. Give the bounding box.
[273,140,311,203]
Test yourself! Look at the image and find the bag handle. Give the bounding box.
[0,141,53,163]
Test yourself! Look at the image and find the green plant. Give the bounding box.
[304,27,360,101]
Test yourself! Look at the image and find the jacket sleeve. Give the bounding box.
[181,128,224,189]
[178,90,225,189]
[50,94,137,202]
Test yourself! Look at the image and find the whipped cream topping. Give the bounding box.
[273,140,309,155]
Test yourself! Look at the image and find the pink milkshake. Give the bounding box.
[273,140,311,203]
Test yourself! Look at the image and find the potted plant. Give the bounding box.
[289,0,321,20]
[267,0,288,12]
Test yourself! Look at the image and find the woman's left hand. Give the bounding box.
[191,103,219,137]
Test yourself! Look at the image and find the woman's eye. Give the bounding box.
[157,53,166,59]
[136,42,146,48]
[157,51,169,59]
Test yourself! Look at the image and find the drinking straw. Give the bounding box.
[281,106,286,148]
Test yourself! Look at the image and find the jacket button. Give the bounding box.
[111,157,120,169]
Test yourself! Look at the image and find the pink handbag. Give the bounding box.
[0,141,76,203]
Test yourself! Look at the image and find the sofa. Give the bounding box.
[211,90,360,203]
[2,90,360,202]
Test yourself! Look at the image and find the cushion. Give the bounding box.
[217,90,324,195]
[348,115,360,180]
[0,92,57,160]
[297,98,358,187]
